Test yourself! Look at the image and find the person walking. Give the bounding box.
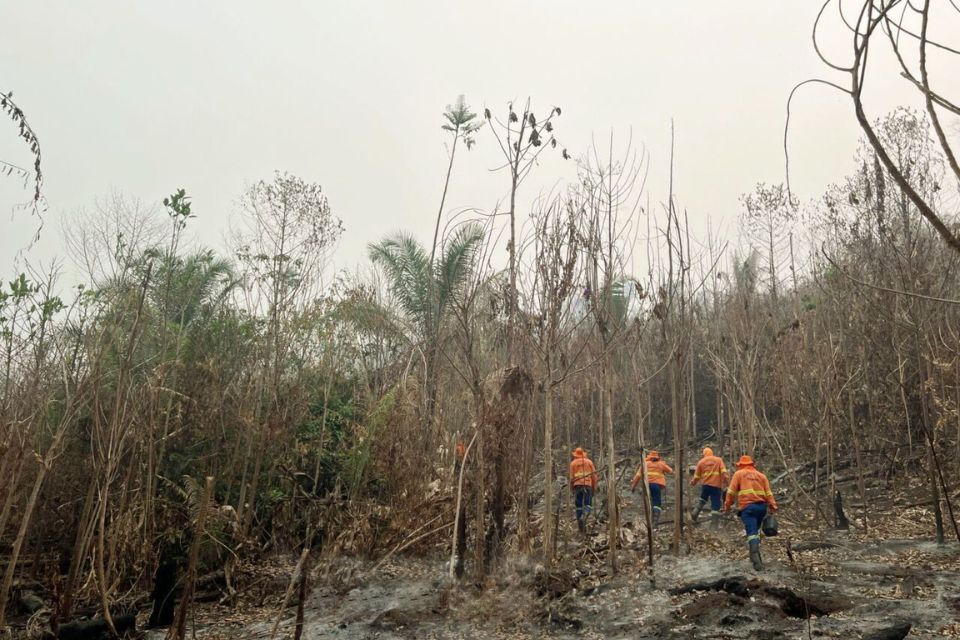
[569,447,598,534]
[454,439,466,475]
[690,447,728,529]
[723,455,778,570]
[631,450,673,528]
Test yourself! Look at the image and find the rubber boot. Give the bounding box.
[652,509,661,529]
[749,540,763,571]
[691,499,707,524]
[709,511,720,530]
[577,517,586,534]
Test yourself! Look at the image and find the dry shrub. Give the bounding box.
[367,383,454,547]
[319,500,384,558]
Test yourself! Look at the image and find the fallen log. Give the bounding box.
[772,462,815,485]
[820,467,885,489]
[197,569,225,590]
[791,540,841,552]
[58,613,136,640]
[668,576,754,599]
[193,589,224,604]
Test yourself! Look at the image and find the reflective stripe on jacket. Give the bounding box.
[693,455,728,488]
[570,457,598,489]
[637,459,673,487]
[723,467,777,511]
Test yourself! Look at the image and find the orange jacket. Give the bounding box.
[570,453,598,490]
[691,455,728,489]
[632,458,673,489]
[723,466,777,512]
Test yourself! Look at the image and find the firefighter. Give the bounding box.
[569,447,598,534]
[631,450,673,528]
[454,439,466,474]
[690,447,728,529]
[723,455,778,570]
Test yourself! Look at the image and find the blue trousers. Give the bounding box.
[574,486,593,521]
[649,484,664,512]
[700,485,723,511]
[738,502,768,543]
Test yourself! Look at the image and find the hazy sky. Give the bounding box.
[2,1,954,285]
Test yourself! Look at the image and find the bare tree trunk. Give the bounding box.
[63,474,98,618]
[95,481,118,637]
[450,431,477,579]
[898,351,914,457]
[635,385,655,573]
[269,544,310,640]
[925,436,944,545]
[916,359,945,544]
[828,420,836,528]
[144,413,157,568]
[688,347,696,440]
[169,476,214,640]
[0,445,30,536]
[517,400,533,553]
[0,383,78,629]
[0,449,26,543]
[472,391,486,578]
[955,357,960,468]
[542,382,556,567]
[241,425,267,536]
[716,379,725,461]
[669,337,685,556]
[603,359,618,573]
[848,385,866,501]
[294,552,310,640]
[0,462,48,628]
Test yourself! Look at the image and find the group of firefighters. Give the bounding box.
[568,446,778,570]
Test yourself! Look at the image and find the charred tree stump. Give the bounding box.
[834,490,850,530]
[148,553,178,628]
[58,612,135,640]
[454,501,468,578]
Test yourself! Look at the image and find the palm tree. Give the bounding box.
[431,96,482,267]
[151,249,239,330]
[368,223,485,434]
[369,224,484,343]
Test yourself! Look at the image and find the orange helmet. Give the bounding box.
[703,447,714,457]
[736,455,755,468]
[573,447,586,458]
[646,450,660,461]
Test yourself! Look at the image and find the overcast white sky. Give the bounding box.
[2,1,957,286]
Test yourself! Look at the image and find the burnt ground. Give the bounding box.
[156,472,960,639]
[250,534,958,639]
